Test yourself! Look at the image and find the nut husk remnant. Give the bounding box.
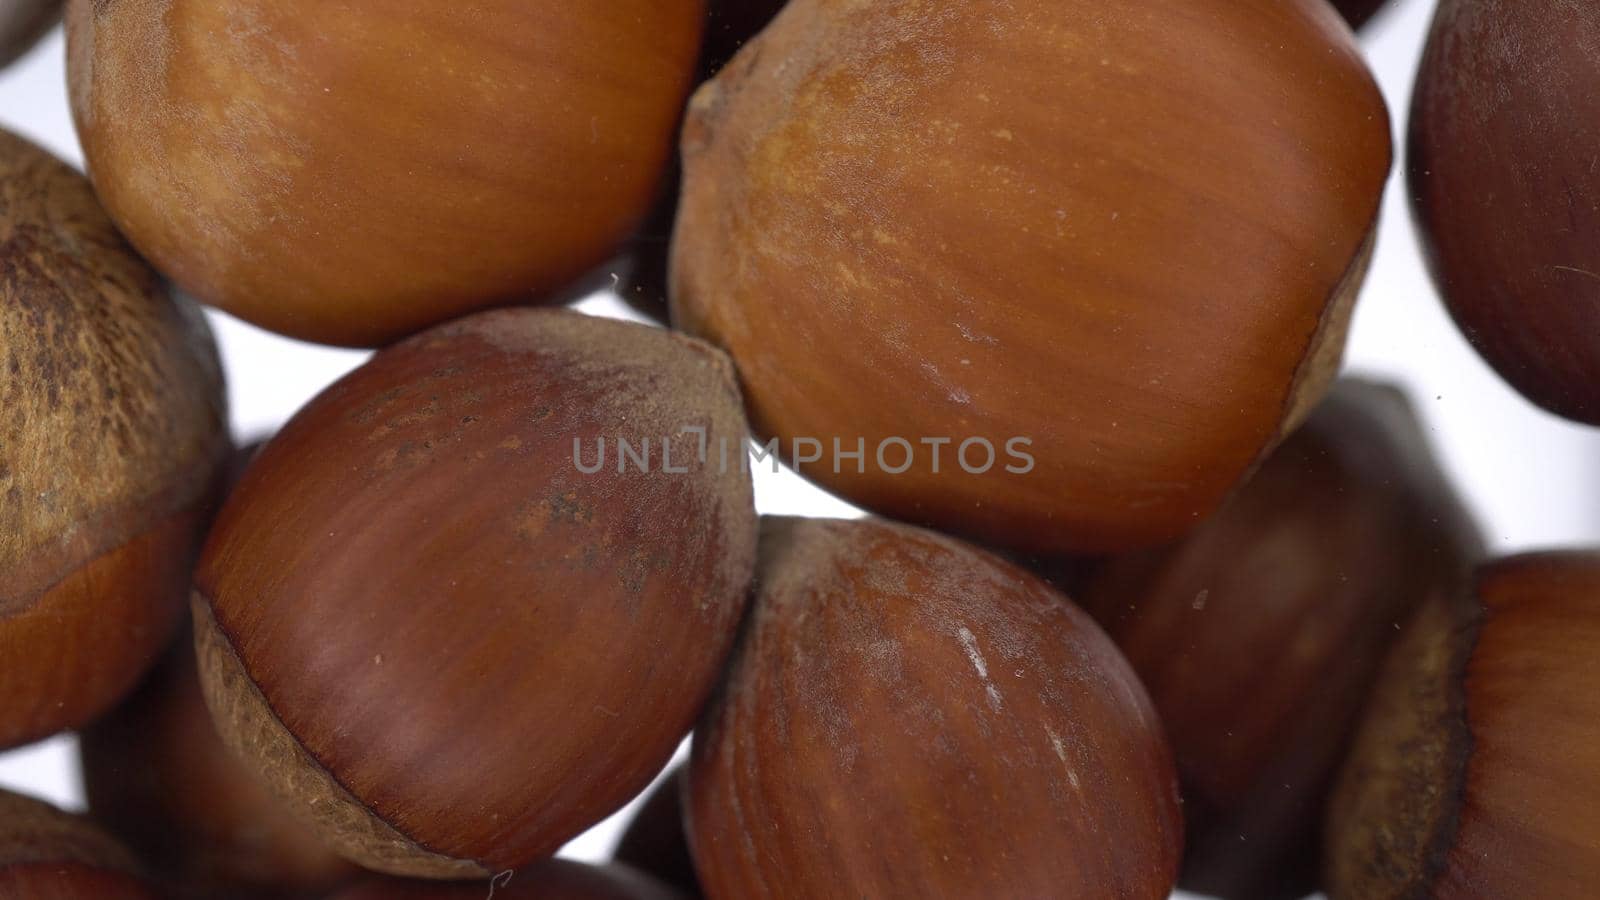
[0,126,228,751]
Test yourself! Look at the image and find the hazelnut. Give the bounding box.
[671,0,1392,554]
[613,767,698,897]
[64,0,707,347]
[1327,551,1600,898]
[688,516,1183,898]
[330,860,688,900]
[0,0,58,69]
[0,126,229,751]
[80,624,359,899]
[1076,380,1484,900]
[1410,0,1600,424]
[193,309,757,877]
[0,789,161,899]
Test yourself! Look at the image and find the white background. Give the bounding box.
[2,2,1596,896]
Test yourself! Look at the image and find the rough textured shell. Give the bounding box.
[1327,552,1600,899]
[0,126,227,749]
[80,626,358,898]
[0,126,225,611]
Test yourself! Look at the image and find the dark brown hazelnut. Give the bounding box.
[64,0,708,347]
[613,768,698,897]
[0,126,229,752]
[0,0,59,69]
[689,516,1184,898]
[671,0,1392,555]
[330,860,688,900]
[1327,551,1600,898]
[0,789,162,899]
[1409,0,1600,424]
[1077,380,1484,900]
[194,309,757,877]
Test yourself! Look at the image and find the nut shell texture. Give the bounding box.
[195,309,756,875]
[1082,380,1483,900]
[80,630,358,899]
[1328,552,1600,899]
[66,0,706,347]
[1410,0,1600,424]
[672,0,1391,553]
[0,127,227,749]
[689,517,1183,899]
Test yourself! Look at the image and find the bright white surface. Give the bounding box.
[2,2,1595,895]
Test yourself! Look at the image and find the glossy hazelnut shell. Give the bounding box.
[65,0,706,347]
[1409,0,1600,424]
[689,517,1183,899]
[0,789,161,900]
[1080,380,1484,900]
[614,768,698,897]
[671,0,1391,554]
[0,0,59,68]
[331,860,687,900]
[194,309,757,876]
[0,127,228,751]
[1327,551,1600,898]
[80,627,358,899]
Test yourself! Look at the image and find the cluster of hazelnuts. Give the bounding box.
[1,0,1597,898]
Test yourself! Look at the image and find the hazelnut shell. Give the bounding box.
[671,0,1392,554]
[0,126,228,751]
[689,516,1183,898]
[65,0,707,347]
[194,309,757,876]
[1079,380,1484,900]
[1409,0,1600,424]
[1327,551,1600,898]
[80,623,359,899]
